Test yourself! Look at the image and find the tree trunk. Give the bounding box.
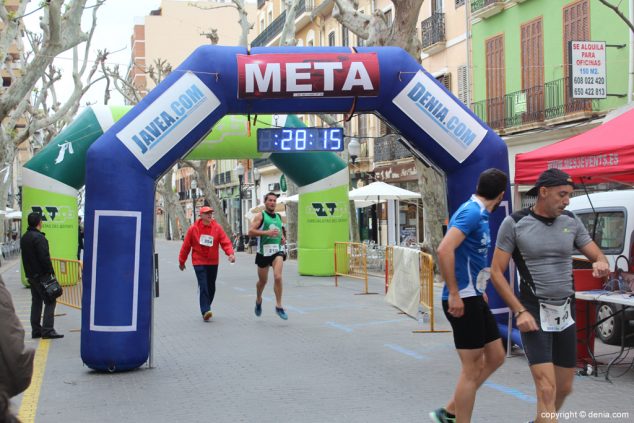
[192,160,232,237]
[415,160,447,269]
[285,179,298,258]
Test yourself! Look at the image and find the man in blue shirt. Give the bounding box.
[430,168,508,423]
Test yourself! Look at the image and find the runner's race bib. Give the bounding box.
[263,244,279,257]
[539,298,574,332]
[199,235,214,247]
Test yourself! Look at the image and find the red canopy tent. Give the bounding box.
[515,108,634,185]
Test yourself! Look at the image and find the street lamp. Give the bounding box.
[348,137,361,164]
[191,178,198,224]
[235,162,245,252]
[252,167,261,207]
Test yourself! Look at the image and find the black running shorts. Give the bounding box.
[442,295,501,349]
[520,298,577,368]
[255,252,284,268]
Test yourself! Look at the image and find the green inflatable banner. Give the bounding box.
[22,106,350,282]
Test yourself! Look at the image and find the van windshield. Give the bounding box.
[576,211,625,254]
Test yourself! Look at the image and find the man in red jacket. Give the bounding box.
[179,206,235,321]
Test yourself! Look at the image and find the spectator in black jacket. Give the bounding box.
[77,216,84,260]
[0,274,34,414]
[20,212,63,339]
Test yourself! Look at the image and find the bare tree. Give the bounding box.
[0,0,107,208]
[332,0,447,259]
[598,0,634,32]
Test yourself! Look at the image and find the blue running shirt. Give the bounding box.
[441,195,490,300]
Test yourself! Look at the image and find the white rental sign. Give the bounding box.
[570,41,607,99]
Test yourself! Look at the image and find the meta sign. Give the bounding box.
[237,53,380,99]
[569,41,607,99]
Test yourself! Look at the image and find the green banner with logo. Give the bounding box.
[297,184,350,275]
[20,186,79,286]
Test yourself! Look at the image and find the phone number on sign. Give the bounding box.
[541,411,630,420]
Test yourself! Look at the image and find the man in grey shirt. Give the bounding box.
[490,168,609,423]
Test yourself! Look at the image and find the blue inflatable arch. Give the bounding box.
[82,46,511,371]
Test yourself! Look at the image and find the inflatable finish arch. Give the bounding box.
[82,46,511,371]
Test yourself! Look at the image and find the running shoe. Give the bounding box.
[203,310,213,321]
[428,408,455,423]
[255,301,262,317]
[275,307,288,320]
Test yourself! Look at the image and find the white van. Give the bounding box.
[568,190,634,345]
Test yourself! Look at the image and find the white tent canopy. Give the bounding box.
[348,181,421,202]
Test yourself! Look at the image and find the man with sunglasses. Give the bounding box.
[179,206,235,321]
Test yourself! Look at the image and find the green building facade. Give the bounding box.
[470,0,631,134]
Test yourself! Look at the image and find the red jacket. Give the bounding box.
[179,219,234,266]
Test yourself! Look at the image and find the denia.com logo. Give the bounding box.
[31,206,74,223]
[392,71,486,163]
[131,84,206,154]
[406,82,477,148]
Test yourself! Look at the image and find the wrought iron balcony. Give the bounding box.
[471,0,505,19]
[374,135,411,163]
[251,0,312,47]
[421,12,446,54]
[470,76,598,132]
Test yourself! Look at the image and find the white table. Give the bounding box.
[575,290,634,380]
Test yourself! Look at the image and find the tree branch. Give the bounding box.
[598,0,634,33]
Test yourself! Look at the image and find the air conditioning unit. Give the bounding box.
[267,183,280,191]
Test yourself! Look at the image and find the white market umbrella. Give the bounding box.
[348,181,421,202]
[278,194,299,204]
[348,182,421,245]
[245,202,287,222]
[5,210,21,220]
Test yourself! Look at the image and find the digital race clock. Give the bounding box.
[257,127,344,153]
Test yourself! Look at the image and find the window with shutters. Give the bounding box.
[358,114,368,137]
[485,34,505,129]
[357,10,365,46]
[457,65,468,105]
[563,0,590,114]
[385,9,393,25]
[328,31,336,46]
[342,27,349,46]
[521,17,544,124]
[436,73,451,91]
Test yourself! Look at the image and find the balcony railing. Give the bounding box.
[470,76,598,132]
[374,135,411,163]
[471,0,505,19]
[251,0,312,47]
[421,12,446,51]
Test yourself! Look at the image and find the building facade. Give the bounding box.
[469,0,631,189]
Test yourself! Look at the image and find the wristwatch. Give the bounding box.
[514,308,527,319]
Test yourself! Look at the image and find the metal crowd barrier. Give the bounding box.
[51,257,83,309]
[385,247,448,333]
[334,242,376,294]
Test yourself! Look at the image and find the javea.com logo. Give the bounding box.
[117,72,220,170]
[392,71,487,163]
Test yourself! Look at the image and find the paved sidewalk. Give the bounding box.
[3,239,634,422]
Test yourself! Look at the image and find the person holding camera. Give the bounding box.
[20,212,63,339]
[248,192,288,320]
